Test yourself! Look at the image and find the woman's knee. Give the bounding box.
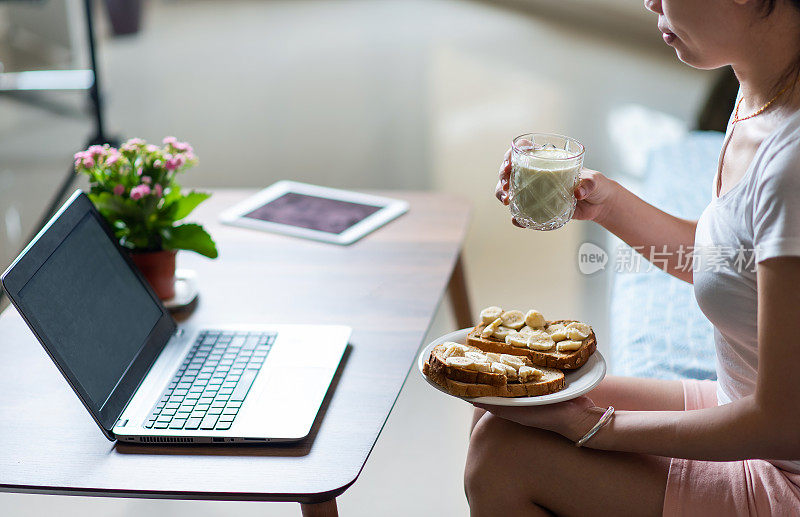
[470,407,486,433]
[465,415,557,515]
[465,414,527,498]
[465,414,509,510]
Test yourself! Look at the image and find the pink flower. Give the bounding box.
[130,184,151,200]
[162,136,179,146]
[136,167,144,176]
[146,144,159,153]
[73,150,87,161]
[164,154,185,171]
[82,156,95,168]
[87,145,106,157]
[173,141,193,153]
[121,138,145,153]
[141,176,152,184]
[153,184,163,198]
[105,153,120,166]
[113,184,125,196]
[164,156,177,171]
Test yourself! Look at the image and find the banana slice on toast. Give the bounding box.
[468,307,596,370]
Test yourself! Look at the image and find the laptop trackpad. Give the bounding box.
[245,367,333,440]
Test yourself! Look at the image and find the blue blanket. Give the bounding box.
[610,131,724,380]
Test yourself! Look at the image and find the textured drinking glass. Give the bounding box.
[509,133,585,230]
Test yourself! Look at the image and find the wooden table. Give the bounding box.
[0,189,472,516]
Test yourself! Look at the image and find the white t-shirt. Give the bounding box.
[693,107,800,473]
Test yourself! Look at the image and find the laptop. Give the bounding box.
[1,190,350,444]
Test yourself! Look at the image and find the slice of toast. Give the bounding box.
[423,358,565,398]
[426,343,515,386]
[467,319,596,370]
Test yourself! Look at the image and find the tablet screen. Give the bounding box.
[243,192,383,234]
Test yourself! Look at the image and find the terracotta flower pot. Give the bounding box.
[105,0,144,36]
[130,249,177,300]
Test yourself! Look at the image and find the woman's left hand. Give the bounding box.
[473,395,600,442]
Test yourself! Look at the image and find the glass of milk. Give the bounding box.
[509,133,585,230]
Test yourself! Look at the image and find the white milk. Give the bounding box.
[509,147,582,229]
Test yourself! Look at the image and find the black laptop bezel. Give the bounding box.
[0,190,176,440]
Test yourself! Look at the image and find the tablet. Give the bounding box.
[219,181,409,245]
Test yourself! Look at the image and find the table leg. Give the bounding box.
[300,499,339,517]
[447,252,474,329]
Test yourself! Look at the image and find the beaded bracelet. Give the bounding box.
[575,406,615,448]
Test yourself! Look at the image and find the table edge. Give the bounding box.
[0,481,355,504]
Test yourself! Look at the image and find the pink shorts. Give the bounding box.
[663,380,800,516]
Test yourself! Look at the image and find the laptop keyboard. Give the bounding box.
[144,330,276,431]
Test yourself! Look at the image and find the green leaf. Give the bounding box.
[166,184,180,196]
[89,191,142,220]
[161,223,218,259]
[88,191,114,213]
[167,191,210,221]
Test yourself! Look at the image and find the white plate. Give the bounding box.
[417,328,606,406]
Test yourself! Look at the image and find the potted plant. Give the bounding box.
[74,137,218,300]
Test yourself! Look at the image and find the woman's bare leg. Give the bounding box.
[470,375,684,433]
[465,413,670,517]
[471,407,486,432]
[465,376,682,515]
[587,375,684,410]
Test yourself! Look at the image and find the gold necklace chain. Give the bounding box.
[732,84,791,125]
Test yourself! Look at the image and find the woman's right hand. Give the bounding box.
[495,147,527,227]
[495,148,616,226]
[494,147,514,207]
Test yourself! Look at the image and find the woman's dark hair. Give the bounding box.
[759,0,800,15]
[759,0,800,94]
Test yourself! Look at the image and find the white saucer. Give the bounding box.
[417,328,606,406]
[163,269,199,311]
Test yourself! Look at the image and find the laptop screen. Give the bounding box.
[17,212,162,411]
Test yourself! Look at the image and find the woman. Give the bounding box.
[466,0,800,515]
